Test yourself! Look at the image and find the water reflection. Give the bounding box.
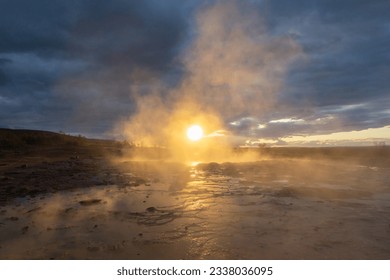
[0,159,389,259]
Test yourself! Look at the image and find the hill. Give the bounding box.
[0,128,125,157]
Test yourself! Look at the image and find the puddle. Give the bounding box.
[1,160,389,259]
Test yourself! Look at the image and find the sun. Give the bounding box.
[187,125,204,141]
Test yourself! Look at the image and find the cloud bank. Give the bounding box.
[0,0,389,145]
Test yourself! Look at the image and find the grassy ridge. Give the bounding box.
[0,128,166,159]
[0,128,84,149]
[0,128,124,157]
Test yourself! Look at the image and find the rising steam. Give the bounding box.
[116,0,301,161]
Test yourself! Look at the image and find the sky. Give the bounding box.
[0,0,389,146]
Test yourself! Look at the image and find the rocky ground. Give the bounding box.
[1,155,390,259]
[1,129,389,259]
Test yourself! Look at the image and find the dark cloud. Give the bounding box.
[0,0,197,134]
[259,0,390,140]
[0,0,389,143]
[0,58,12,86]
[0,0,76,56]
[0,69,9,86]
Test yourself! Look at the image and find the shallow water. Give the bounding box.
[1,159,389,259]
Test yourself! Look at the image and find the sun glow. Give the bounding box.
[187,125,204,141]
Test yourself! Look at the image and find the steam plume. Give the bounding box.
[117,0,301,160]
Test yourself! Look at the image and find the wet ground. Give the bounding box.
[1,158,390,259]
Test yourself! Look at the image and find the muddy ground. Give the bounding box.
[1,142,389,259]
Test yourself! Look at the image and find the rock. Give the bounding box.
[26,207,42,213]
[200,162,220,172]
[79,199,102,206]
[221,162,239,176]
[128,177,147,187]
[21,226,29,234]
[146,207,157,213]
